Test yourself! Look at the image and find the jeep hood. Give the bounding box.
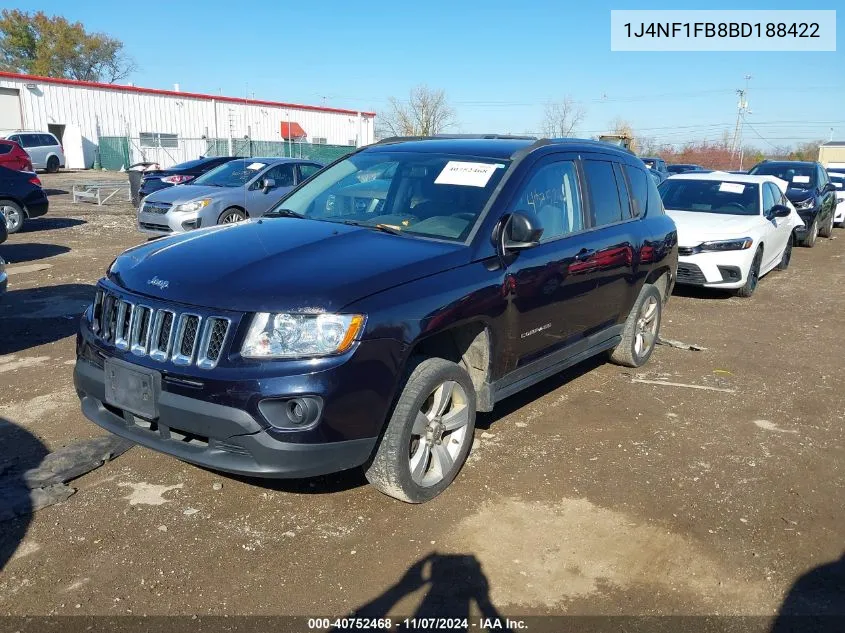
[108,218,469,312]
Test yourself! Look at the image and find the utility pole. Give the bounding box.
[730,74,752,166]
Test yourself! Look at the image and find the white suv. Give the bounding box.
[3,132,65,172]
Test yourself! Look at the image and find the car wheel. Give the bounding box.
[819,213,835,238]
[801,219,818,247]
[776,235,793,271]
[218,208,247,224]
[735,248,763,298]
[609,284,662,368]
[46,156,60,173]
[366,357,476,503]
[0,199,24,234]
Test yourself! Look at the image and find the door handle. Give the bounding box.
[574,248,595,261]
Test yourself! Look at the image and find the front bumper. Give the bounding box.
[137,208,204,236]
[74,358,377,478]
[675,249,753,289]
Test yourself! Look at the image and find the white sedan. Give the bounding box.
[658,172,804,298]
[827,170,845,227]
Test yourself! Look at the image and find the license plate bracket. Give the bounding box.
[104,358,159,420]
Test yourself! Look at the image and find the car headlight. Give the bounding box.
[172,199,211,213]
[699,237,753,251]
[241,313,366,358]
[794,197,815,210]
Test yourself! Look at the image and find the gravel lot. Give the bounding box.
[1,171,843,621]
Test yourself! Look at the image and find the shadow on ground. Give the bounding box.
[332,553,511,629]
[771,553,845,633]
[0,282,95,355]
[18,217,86,233]
[671,285,735,300]
[0,417,48,571]
[0,243,70,264]
[42,188,69,196]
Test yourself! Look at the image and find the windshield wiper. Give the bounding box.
[265,208,305,219]
[341,220,402,235]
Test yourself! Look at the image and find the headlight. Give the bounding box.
[172,199,211,213]
[699,237,753,251]
[241,313,366,358]
[794,197,815,210]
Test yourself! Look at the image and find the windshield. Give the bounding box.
[658,179,760,216]
[749,163,816,189]
[269,151,510,241]
[192,159,266,187]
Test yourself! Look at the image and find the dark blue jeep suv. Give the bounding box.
[74,136,678,503]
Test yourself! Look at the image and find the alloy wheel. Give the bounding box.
[634,295,659,359]
[1,204,22,232]
[408,380,471,487]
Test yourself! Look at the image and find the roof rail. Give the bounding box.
[375,134,537,145]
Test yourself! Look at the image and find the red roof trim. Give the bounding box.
[0,71,376,117]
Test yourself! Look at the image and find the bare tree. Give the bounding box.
[541,98,585,137]
[378,85,456,138]
[608,118,638,154]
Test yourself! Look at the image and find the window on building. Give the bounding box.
[140,132,179,149]
[312,137,327,145]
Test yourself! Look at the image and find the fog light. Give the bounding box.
[259,396,323,430]
[181,218,201,230]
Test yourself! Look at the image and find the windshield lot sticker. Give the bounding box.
[718,182,745,194]
[435,161,499,187]
[247,162,266,170]
[792,175,810,183]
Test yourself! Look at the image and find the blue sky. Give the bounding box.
[10,0,845,149]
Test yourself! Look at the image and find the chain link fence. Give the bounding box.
[96,136,355,171]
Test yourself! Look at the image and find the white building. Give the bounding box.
[0,71,376,169]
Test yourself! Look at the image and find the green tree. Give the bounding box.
[0,10,136,83]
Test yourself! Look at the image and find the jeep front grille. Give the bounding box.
[92,291,230,369]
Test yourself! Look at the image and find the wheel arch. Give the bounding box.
[0,196,27,217]
[644,265,674,304]
[218,205,249,222]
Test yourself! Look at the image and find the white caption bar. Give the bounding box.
[611,10,836,51]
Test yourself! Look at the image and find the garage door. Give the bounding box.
[0,88,23,135]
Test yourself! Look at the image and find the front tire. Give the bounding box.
[366,357,476,503]
[819,213,835,238]
[801,218,818,247]
[218,208,247,224]
[609,284,662,368]
[735,248,763,298]
[0,199,25,234]
[776,235,793,271]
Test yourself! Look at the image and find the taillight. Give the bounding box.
[29,176,41,186]
[161,175,194,184]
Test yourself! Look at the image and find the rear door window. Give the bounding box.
[298,163,322,182]
[583,159,624,227]
[39,134,56,147]
[19,134,39,148]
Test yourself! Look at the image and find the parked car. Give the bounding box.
[641,156,670,180]
[659,172,803,297]
[0,166,49,234]
[74,136,678,503]
[0,139,34,172]
[136,157,323,236]
[667,164,705,174]
[139,156,238,199]
[2,132,65,172]
[648,168,666,185]
[747,161,837,247]
[827,171,845,227]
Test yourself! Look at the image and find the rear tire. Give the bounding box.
[776,235,793,271]
[819,213,834,238]
[46,156,60,173]
[735,248,763,298]
[218,208,246,224]
[0,199,24,234]
[609,284,662,368]
[366,357,476,503]
[800,218,818,247]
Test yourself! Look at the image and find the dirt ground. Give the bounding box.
[1,171,843,621]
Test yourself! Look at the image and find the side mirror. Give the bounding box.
[771,204,791,218]
[823,182,836,193]
[502,211,543,251]
[262,178,276,193]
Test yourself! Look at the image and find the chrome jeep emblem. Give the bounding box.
[148,276,169,290]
